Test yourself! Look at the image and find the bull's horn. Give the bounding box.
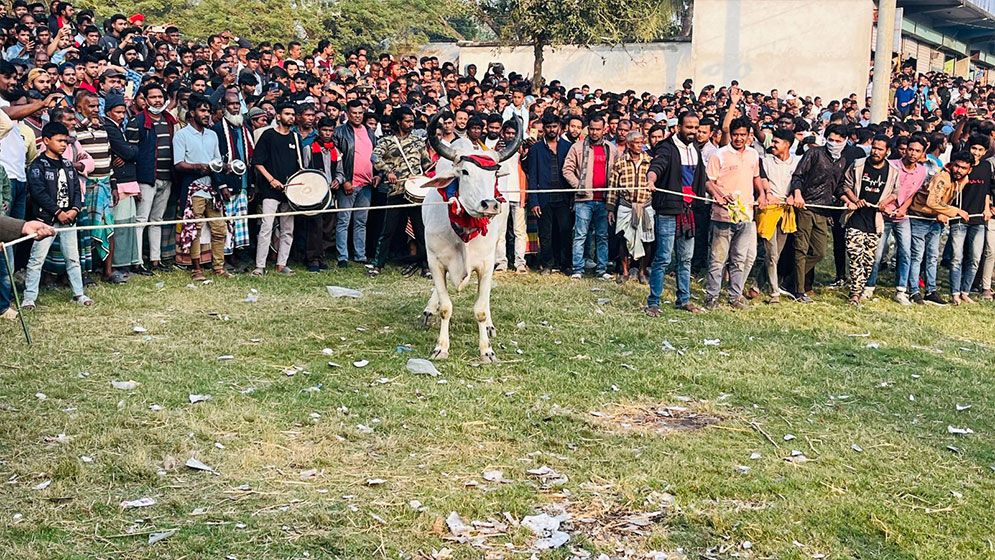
[427,112,458,162]
[497,115,523,162]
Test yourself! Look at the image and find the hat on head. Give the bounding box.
[247,107,267,119]
[101,68,126,80]
[105,92,126,110]
[128,13,145,24]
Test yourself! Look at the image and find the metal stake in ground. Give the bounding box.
[2,242,31,344]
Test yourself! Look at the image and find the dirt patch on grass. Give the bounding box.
[586,403,722,437]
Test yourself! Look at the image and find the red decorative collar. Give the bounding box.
[437,169,506,242]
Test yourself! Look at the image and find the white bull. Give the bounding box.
[421,115,523,362]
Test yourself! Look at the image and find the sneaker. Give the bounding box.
[643,305,661,317]
[704,296,719,309]
[367,266,381,278]
[82,272,96,287]
[570,273,582,280]
[307,263,321,273]
[796,294,814,304]
[911,292,924,305]
[893,292,912,306]
[599,272,612,280]
[338,260,349,269]
[924,292,947,306]
[319,261,329,270]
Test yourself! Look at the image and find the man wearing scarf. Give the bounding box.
[304,116,338,272]
[644,112,707,316]
[128,82,178,271]
[74,89,119,282]
[213,91,253,270]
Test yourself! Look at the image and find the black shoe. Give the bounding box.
[796,294,814,304]
[319,261,329,270]
[911,292,925,305]
[924,292,948,306]
[131,265,154,276]
[401,263,419,277]
[82,272,96,287]
[307,263,321,273]
[337,260,349,269]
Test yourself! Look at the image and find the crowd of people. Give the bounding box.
[2,2,995,321]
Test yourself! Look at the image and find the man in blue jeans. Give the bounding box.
[908,151,974,305]
[644,112,708,316]
[562,115,615,279]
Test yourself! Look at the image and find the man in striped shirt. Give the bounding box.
[74,89,122,283]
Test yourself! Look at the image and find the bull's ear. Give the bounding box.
[423,173,457,189]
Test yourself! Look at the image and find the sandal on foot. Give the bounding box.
[73,295,94,306]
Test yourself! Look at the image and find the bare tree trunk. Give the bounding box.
[532,39,544,95]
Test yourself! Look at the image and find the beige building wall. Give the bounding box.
[691,0,874,100]
[437,42,693,93]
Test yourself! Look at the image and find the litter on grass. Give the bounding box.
[326,286,363,298]
[185,457,217,474]
[148,529,176,544]
[121,497,156,509]
[111,380,139,390]
[406,358,440,377]
[188,394,212,404]
[948,426,975,435]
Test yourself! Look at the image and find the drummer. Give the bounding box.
[304,116,339,272]
[368,106,434,278]
[252,101,305,276]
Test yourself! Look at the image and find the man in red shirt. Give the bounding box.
[563,115,616,279]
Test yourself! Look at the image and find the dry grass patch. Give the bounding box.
[585,402,723,437]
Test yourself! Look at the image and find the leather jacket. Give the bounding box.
[332,122,378,185]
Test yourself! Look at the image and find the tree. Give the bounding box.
[474,0,680,93]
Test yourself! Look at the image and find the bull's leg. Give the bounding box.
[422,287,440,328]
[474,266,497,363]
[428,260,452,360]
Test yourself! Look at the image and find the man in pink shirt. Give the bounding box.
[332,99,378,267]
[704,116,765,309]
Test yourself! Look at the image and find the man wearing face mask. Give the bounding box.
[213,91,254,270]
[787,124,849,303]
[128,83,179,272]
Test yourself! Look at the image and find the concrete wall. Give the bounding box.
[423,42,693,93]
[691,0,874,100]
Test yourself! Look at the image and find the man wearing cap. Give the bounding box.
[213,91,254,269]
[98,67,126,117]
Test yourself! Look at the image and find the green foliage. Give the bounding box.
[76,0,466,52]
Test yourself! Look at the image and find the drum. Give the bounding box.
[403,175,437,203]
[285,170,333,215]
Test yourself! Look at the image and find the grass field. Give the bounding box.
[1,265,994,560]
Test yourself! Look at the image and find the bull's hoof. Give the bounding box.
[421,311,434,328]
[480,349,498,363]
[486,325,497,338]
[430,348,449,360]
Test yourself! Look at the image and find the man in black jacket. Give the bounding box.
[332,99,377,265]
[644,112,707,316]
[22,122,92,309]
[127,83,178,271]
[788,124,849,303]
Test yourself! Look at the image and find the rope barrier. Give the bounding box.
[1,185,986,253]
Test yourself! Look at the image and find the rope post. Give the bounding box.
[1,242,31,345]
